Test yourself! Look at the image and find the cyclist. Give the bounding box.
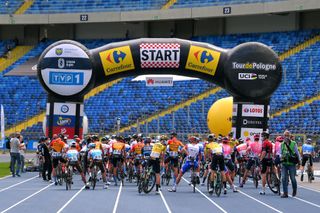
[300,138,315,181]
[110,136,126,186]
[101,137,111,185]
[259,132,273,195]
[169,136,201,192]
[240,134,262,187]
[87,143,108,189]
[131,137,145,180]
[165,133,184,189]
[222,137,236,182]
[49,134,67,185]
[201,134,215,186]
[66,142,90,189]
[274,136,283,177]
[206,135,226,194]
[149,137,167,194]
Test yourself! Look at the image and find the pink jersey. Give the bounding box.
[248,142,262,157]
[274,141,281,156]
[236,143,248,157]
[101,144,110,155]
[222,144,232,159]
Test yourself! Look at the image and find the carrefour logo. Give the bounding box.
[194,50,213,64]
[99,46,135,76]
[107,50,126,64]
[186,45,221,76]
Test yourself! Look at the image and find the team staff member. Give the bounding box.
[280,130,300,198]
[259,132,273,195]
[150,138,167,194]
[38,137,52,182]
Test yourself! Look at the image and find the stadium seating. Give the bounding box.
[172,0,285,9]
[25,0,168,14]
[0,0,22,14]
[3,30,319,140]
[0,40,16,57]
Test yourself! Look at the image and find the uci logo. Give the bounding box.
[194,50,213,64]
[55,48,63,56]
[106,50,126,64]
[61,105,69,113]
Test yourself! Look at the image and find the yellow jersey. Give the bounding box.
[150,143,166,159]
[206,142,223,155]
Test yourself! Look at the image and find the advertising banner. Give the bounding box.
[145,77,173,86]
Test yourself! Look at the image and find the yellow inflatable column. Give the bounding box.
[207,97,233,136]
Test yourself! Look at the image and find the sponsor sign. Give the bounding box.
[54,103,76,116]
[232,62,276,71]
[52,127,74,139]
[241,117,264,128]
[186,45,221,76]
[238,73,267,80]
[99,45,135,76]
[53,115,74,127]
[232,104,238,116]
[242,104,264,117]
[241,128,263,141]
[140,43,180,68]
[146,77,173,87]
[40,43,92,96]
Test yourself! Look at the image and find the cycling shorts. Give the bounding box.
[148,159,160,173]
[302,154,313,167]
[211,154,224,171]
[111,157,124,168]
[52,157,67,168]
[89,160,105,173]
[165,157,179,168]
[181,160,199,174]
[224,159,235,172]
[246,158,259,171]
[261,158,272,174]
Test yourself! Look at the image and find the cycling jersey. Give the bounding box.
[206,142,223,155]
[150,142,166,159]
[112,142,125,157]
[222,143,233,159]
[236,143,248,157]
[302,144,314,155]
[167,138,184,158]
[185,143,201,160]
[95,141,102,150]
[50,138,66,153]
[101,144,110,155]
[262,139,273,159]
[66,149,79,162]
[142,145,152,158]
[274,141,281,156]
[88,149,103,161]
[131,142,144,158]
[248,142,262,158]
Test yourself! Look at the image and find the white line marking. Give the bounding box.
[56,186,85,213]
[290,195,320,208]
[298,185,320,193]
[112,181,123,213]
[182,177,227,213]
[237,190,283,213]
[0,175,38,192]
[0,175,11,180]
[159,191,172,213]
[0,183,53,213]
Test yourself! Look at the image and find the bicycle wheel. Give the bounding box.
[215,172,222,197]
[267,171,279,194]
[138,177,143,194]
[166,169,171,186]
[92,166,97,190]
[253,169,259,189]
[143,172,156,194]
[308,169,312,183]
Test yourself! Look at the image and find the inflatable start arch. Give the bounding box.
[37,38,282,139]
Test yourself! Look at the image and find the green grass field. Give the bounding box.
[0,162,11,177]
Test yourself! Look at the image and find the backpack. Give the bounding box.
[5,138,10,149]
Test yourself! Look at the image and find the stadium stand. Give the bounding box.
[25,0,168,14]
[2,30,319,140]
[0,40,16,57]
[172,0,285,8]
[0,0,22,14]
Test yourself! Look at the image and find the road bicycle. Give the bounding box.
[116,158,125,186]
[90,161,100,190]
[65,163,74,190]
[138,160,156,194]
[189,158,197,193]
[266,160,280,195]
[251,158,261,189]
[306,160,314,183]
[161,165,171,186]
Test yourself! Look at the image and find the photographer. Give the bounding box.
[280,130,300,198]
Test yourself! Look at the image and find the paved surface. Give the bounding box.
[0,171,320,213]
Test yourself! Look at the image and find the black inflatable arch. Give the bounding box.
[38,38,282,139]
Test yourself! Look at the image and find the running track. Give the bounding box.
[0,173,320,213]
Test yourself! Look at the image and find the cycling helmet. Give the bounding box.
[160,135,168,141]
[88,143,96,149]
[39,136,46,142]
[217,136,222,141]
[101,137,107,142]
[222,137,229,143]
[91,135,99,141]
[104,135,110,140]
[71,142,77,148]
[138,133,144,138]
[238,138,244,144]
[117,135,125,142]
[144,137,151,144]
[276,136,284,142]
[261,131,269,139]
[254,134,260,140]
[307,138,312,143]
[73,135,79,139]
[207,134,215,141]
[132,134,138,139]
[111,134,117,139]
[189,136,197,143]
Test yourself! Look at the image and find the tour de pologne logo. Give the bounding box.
[61,105,69,113]
[55,48,63,56]
[57,117,72,126]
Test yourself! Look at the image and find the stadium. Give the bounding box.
[0,0,320,213]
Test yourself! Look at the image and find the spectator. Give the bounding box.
[10,133,21,177]
[19,136,26,173]
[39,137,52,182]
[280,130,300,198]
